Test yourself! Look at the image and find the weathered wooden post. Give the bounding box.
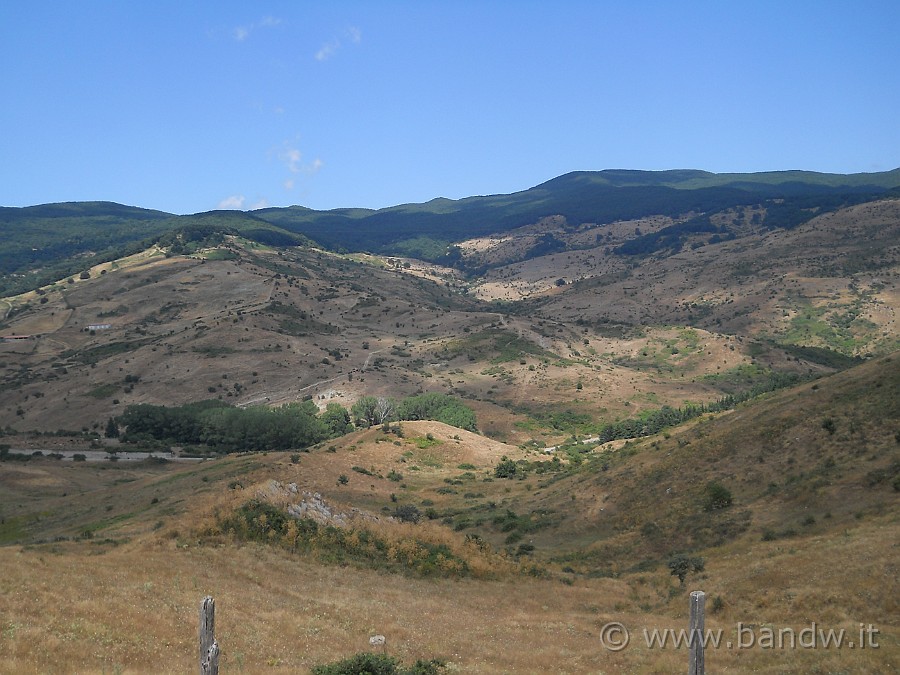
[689,590,705,675]
[200,596,219,675]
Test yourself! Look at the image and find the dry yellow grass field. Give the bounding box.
[0,490,896,673]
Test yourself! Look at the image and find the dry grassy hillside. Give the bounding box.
[1,233,836,446]
[0,357,897,673]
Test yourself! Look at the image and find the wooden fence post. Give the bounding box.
[689,590,705,675]
[200,596,219,675]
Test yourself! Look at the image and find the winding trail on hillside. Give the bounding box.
[361,347,388,370]
[239,346,392,407]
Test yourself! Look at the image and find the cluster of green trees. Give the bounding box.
[118,399,351,452]
[593,404,709,443]
[0,205,309,295]
[543,371,802,442]
[614,215,719,256]
[614,193,877,258]
[117,392,476,451]
[351,392,477,432]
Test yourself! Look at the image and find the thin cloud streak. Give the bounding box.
[315,39,340,61]
[277,140,324,193]
[315,26,361,61]
[233,16,282,42]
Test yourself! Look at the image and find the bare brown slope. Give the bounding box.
[1,240,812,445]
[473,199,900,356]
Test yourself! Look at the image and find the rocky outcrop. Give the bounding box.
[257,480,381,528]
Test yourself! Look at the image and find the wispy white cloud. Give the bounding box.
[233,16,282,42]
[250,198,269,210]
[315,26,362,61]
[315,39,340,61]
[276,140,323,192]
[218,195,245,210]
[279,143,323,176]
[280,147,303,173]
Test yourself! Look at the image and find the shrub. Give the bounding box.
[667,554,705,585]
[703,481,733,511]
[516,543,535,556]
[392,504,421,523]
[641,522,661,539]
[494,456,518,479]
[104,418,120,438]
[312,653,444,675]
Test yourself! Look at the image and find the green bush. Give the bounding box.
[392,504,421,523]
[494,456,518,479]
[667,554,705,585]
[703,481,733,511]
[312,653,444,675]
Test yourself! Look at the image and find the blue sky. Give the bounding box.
[1,1,898,215]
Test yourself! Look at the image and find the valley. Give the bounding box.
[1,173,898,672]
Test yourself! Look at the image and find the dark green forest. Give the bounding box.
[117,393,478,452]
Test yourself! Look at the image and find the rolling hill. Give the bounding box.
[1,168,899,673]
[3,168,900,294]
[0,350,896,673]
